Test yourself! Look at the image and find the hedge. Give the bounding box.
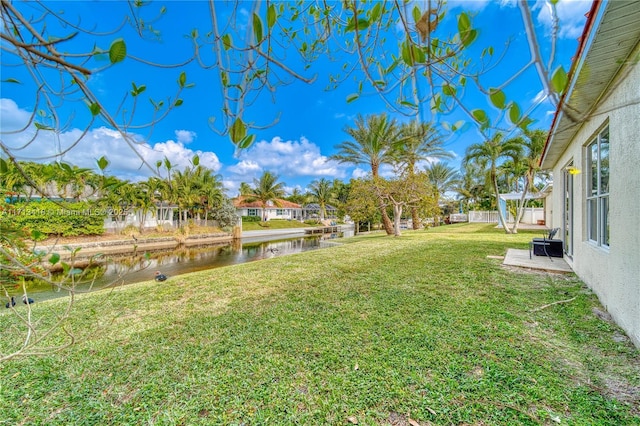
[3,201,105,237]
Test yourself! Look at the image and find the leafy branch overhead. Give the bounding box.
[1,0,571,157]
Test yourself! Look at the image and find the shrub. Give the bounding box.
[7,201,105,237]
[242,216,261,223]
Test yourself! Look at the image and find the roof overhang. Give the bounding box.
[541,0,640,169]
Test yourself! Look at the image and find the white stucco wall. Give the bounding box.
[548,59,640,346]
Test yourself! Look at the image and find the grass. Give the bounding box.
[1,224,639,425]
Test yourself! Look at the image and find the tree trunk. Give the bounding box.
[411,206,421,230]
[393,204,403,237]
[379,202,394,235]
[511,174,531,234]
[493,172,512,234]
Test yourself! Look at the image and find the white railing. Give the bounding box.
[449,213,468,223]
[468,210,516,223]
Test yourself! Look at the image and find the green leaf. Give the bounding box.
[518,117,535,131]
[253,13,263,43]
[472,109,488,124]
[442,84,456,97]
[192,154,199,166]
[109,38,126,64]
[2,78,21,84]
[346,93,359,103]
[412,45,425,63]
[178,71,187,88]
[88,102,101,116]
[222,34,232,50]
[0,158,7,174]
[509,102,521,124]
[458,12,471,33]
[370,3,382,22]
[97,156,109,171]
[401,41,413,66]
[489,88,506,109]
[230,118,247,144]
[267,4,277,28]
[412,6,421,23]
[174,99,183,107]
[551,65,568,94]
[461,29,477,47]
[457,13,477,47]
[49,253,60,265]
[34,122,53,131]
[345,18,370,32]
[238,134,256,149]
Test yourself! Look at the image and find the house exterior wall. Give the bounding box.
[548,58,640,346]
[236,207,302,221]
[104,208,175,231]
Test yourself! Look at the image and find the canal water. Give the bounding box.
[8,234,342,302]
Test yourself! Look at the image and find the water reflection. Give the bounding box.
[13,236,333,302]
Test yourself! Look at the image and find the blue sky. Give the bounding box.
[0,0,591,196]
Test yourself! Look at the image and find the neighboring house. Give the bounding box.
[233,196,302,221]
[302,203,338,221]
[104,202,176,232]
[540,1,640,347]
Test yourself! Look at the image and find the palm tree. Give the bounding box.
[425,162,461,204]
[307,178,334,221]
[396,120,452,229]
[198,168,224,227]
[285,188,310,206]
[246,171,286,221]
[456,162,492,211]
[238,182,253,196]
[463,133,523,233]
[510,129,547,233]
[331,113,399,234]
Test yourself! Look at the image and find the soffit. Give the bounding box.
[541,1,640,169]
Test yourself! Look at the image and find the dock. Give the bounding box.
[304,226,340,235]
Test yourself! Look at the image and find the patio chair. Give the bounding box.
[529,227,563,260]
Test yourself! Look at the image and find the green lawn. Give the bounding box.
[241,218,322,231]
[1,224,639,425]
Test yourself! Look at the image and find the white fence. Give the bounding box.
[467,208,543,224]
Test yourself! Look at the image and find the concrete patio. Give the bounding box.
[502,249,573,273]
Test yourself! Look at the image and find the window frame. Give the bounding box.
[585,126,610,249]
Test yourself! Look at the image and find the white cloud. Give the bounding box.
[0,98,221,182]
[175,129,196,144]
[221,136,350,196]
[351,168,369,179]
[228,136,346,178]
[534,0,591,39]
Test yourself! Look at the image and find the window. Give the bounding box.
[276,209,286,215]
[586,127,609,247]
[247,209,258,216]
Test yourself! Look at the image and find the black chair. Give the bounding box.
[530,228,563,260]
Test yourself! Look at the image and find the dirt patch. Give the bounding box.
[601,377,640,415]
